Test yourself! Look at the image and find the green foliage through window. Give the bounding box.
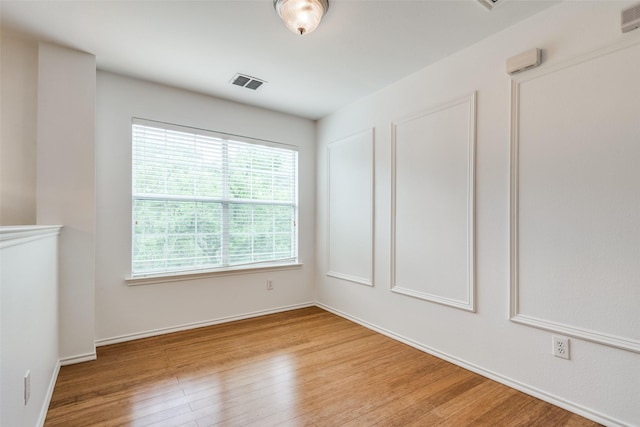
[132,121,298,276]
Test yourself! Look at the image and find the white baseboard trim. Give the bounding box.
[315,302,629,427]
[38,360,60,427]
[95,302,315,347]
[60,351,97,366]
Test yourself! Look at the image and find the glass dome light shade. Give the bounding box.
[274,0,329,35]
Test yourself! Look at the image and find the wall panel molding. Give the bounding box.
[509,39,640,353]
[391,93,476,311]
[326,128,375,286]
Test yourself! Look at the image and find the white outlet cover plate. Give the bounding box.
[553,335,570,360]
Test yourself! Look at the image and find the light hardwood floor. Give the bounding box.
[45,307,599,426]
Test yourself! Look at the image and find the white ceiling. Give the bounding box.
[1,0,558,120]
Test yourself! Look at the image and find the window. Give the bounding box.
[131,119,298,277]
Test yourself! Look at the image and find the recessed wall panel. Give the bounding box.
[327,129,374,286]
[510,40,640,352]
[392,94,476,311]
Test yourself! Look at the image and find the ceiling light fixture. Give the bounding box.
[273,0,329,35]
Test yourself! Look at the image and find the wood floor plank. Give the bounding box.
[44,307,600,427]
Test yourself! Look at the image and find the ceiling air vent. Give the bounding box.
[622,2,640,33]
[477,0,500,10]
[230,73,266,90]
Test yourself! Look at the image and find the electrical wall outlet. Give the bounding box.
[24,370,31,405]
[553,335,570,360]
[266,279,273,290]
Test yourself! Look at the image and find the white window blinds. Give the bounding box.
[131,120,298,276]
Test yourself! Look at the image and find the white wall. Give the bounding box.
[95,72,316,343]
[0,32,38,225]
[1,226,61,427]
[316,2,640,426]
[3,3,637,425]
[37,43,97,363]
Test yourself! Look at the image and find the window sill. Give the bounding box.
[126,262,303,286]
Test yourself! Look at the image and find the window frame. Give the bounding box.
[127,118,301,285]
